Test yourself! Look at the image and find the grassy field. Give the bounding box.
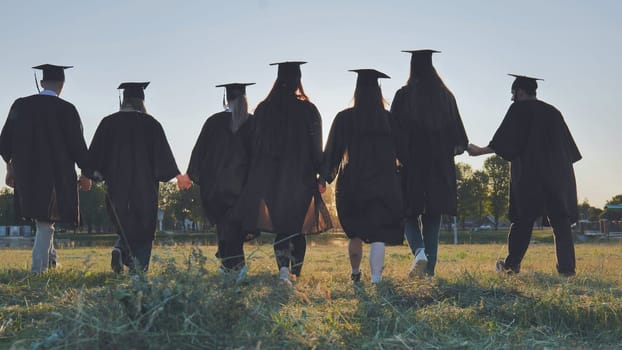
[1,232,621,349]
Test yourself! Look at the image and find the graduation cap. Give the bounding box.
[32,64,73,81]
[402,49,441,67]
[349,69,390,86]
[509,74,543,92]
[216,83,255,101]
[270,61,306,80]
[118,82,150,100]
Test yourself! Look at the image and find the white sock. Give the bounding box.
[369,242,385,283]
[415,247,425,257]
[351,267,360,275]
[279,266,290,280]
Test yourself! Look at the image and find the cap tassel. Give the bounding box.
[222,90,227,110]
[34,72,40,93]
[119,91,122,110]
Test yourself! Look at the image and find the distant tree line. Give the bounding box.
[0,154,619,232]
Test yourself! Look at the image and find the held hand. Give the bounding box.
[318,182,326,194]
[79,175,92,191]
[176,174,193,190]
[5,161,14,187]
[5,174,14,188]
[467,143,481,156]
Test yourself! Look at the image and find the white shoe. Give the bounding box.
[409,249,428,278]
[279,267,292,286]
[236,266,248,284]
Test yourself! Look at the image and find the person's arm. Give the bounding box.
[309,105,326,193]
[467,144,495,156]
[5,160,14,188]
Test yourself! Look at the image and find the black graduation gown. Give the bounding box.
[236,97,332,235]
[391,86,468,218]
[320,108,403,245]
[0,95,91,224]
[187,111,253,241]
[488,100,581,223]
[89,111,180,244]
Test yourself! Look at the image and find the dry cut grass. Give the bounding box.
[1,237,621,349]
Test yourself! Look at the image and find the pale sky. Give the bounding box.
[1,0,620,207]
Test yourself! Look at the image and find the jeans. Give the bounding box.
[32,220,57,273]
[404,214,441,275]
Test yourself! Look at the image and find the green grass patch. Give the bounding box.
[1,238,621,349]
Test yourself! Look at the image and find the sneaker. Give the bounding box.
[409,249,428,278]
[236,265,248,284]
[279,267,293,286]
[495,259,518,274]
[111,248,123,274]
[351,272,361,283]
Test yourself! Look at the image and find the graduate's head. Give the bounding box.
[217,83,254,107]
[350,69,389,110]
[33,64,72,95]
[509,74,540,101]
[403,49,440,83]
[118,82,149,113]
[216,83,254,132]
[267,61,308,101]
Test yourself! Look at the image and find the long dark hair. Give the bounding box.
[351,80,390,133]
[253,75,312,155]
[401,65,459,130]
[264,77,309,103]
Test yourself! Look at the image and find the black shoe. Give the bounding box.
[111,248,123,273]
[495,259,519,274]
[559,271,576,277]
[351,272,361,282]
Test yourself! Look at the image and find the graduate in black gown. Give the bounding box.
[391,50,468,277]
[468,74,581,276]
[89,82,192,273]
[321,69,403,284]
[0,64,92,273]
[236,61,332,285]
[187,83,256,279]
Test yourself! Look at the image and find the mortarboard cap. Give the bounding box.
[270,61,306,80]
[508,74,543,92]
[349,69,390,86]
[118,82,150,100]
[215,82,255,101]
[32,64,73,81]
[402,49,441,67]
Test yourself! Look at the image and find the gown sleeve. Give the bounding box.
[488,103,530,161]
[320,112,346,184]
[153,121,181,182]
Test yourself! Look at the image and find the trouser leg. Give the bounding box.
[32,220,54,273]
[421,214,441,276]
[504,218,535,272]
[290,233,306,277]
[404,217,424,256]
[130,241,153,272]
[114,237,132,267]
[549,216,576,275]
[274,233,292,271]
[219,239,246,270]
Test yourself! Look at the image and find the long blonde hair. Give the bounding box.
[229,95,249,132]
